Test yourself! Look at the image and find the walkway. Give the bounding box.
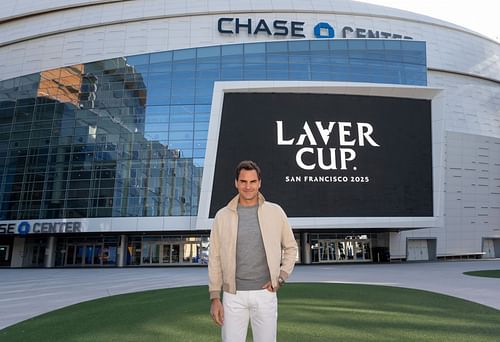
[1,259,499,330]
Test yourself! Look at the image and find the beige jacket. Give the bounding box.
[208,193,298,300]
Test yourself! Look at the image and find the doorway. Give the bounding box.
[66,243,107,266]
[162,244,180,264]
[312,238,371,263]
[483,238,500,258]
[23,239,47,267]
[407,239,437,261]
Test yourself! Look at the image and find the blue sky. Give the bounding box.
[359,0,499,41]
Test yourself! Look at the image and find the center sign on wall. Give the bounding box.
[209,93,433,218]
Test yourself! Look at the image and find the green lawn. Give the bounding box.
[1,283,499,342]
[463,269,500,278]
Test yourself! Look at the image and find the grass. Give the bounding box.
[1,283,499,342]
[463,269,500,278]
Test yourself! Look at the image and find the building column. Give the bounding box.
[118,234,128,267]
[302,232,311,264]
[44,236,56,268]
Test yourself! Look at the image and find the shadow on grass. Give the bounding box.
[1,283,499,342]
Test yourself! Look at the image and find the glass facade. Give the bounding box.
[126,235,209,266]
[0,39,427,220]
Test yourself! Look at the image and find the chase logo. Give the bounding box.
[314,22,335,38]
[17,221,31,235]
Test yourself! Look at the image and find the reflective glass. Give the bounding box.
[0,39,426,219]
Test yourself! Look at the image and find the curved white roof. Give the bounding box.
[0,0,498,81]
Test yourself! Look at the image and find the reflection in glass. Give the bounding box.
[0,40,425,220]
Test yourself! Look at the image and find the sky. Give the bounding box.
[357,0,500,42]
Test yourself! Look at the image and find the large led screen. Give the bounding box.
[209,93,433,218]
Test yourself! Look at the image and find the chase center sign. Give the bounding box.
[217,18,414,40]
[209,93,433,218]
[0,220,85,235]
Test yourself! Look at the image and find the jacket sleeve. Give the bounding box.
[279,208,297,280]
[208,215,223,300]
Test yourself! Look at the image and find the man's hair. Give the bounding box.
[235,160,261,180]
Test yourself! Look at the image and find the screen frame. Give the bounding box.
[196,81,444,231]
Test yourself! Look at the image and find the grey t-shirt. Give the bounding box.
[236,204,271,290]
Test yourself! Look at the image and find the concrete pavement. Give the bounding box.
[1,259,499,330]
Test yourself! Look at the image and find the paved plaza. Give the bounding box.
[1,259,499,330]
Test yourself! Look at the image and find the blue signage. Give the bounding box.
[314,22,335,38]
[17,221,31,235]
[0,221,83,235]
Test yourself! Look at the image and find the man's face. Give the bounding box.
[235,169,261,206]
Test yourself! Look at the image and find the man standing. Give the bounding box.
[208,160,298,342]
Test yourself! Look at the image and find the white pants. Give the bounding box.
[222,290,277,342]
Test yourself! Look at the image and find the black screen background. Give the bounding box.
[209,93,433,218]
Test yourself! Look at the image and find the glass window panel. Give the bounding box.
[330,39,348,50]
[170,105,194,118]
[126,54,150,66]
[169,131,193,140]
[289,71,310,80]
[384,39,402,50]
[222,44,243,56]
[288,40,309,52]
[366,39,385,50]
[266,70,288,80]
[221,55,243,64]
[244,54,266,63]
[267,54,288,64]
[173,49,196,61]
[170,96,195,105]
[193,130,208,140]
[310,40,329,51]
[168,141,192,150]
[10,130,30,140]
[267,41,287,53]
[146,96,171,106]
[0,107,15,125]
[147,86,171,98]
[150,51,172,63]
[194,122,209,131]
[221,67,243,80]
[14,106,34,122]
[16,98,36,106]
[194,95,212,104]
[145,123,170,132]
[244,42,265,54]
[196,70,220,80]
[196,62,219,70]
[289,54,310,63]
[197,46,220,58]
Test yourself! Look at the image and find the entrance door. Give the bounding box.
[142,242,160,264]
[407,239,429,261]
[318,240,336,262]
[85,245,94,265]
[312,238,372,263]
[483,239,495,258]
[66,243,103,266]
[162,244,180,264]
[23,243,46,267]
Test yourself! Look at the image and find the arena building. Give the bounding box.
[0,0,499,267]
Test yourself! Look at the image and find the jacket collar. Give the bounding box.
[227,192,265,211]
